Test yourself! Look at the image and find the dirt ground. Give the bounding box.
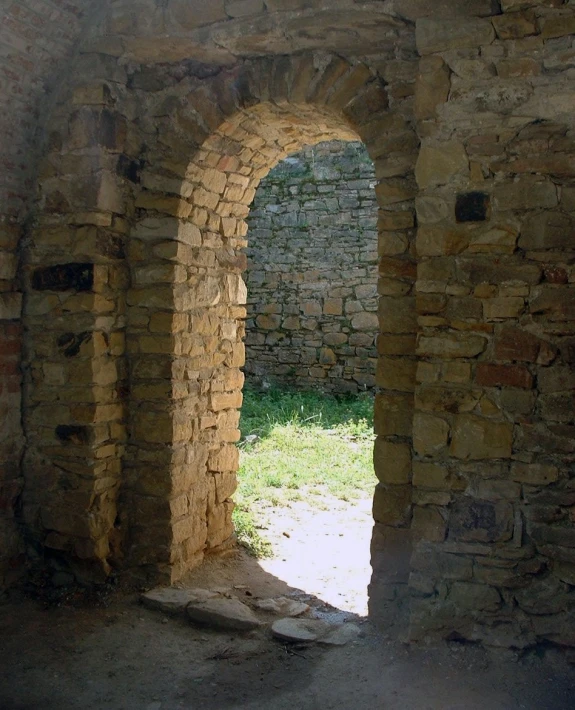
[1,495,574,710]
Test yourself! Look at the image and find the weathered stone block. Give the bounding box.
[413,413,450,456]
[416,18,495,54]
[494,177,557,211]
[412,506,446,542]
[450,415,513,460]
[483,297,524,320]
[511,462,559,486]
[374,392,414,437]
[415,386,481,413]
[414,56,451,121]
[379,298,416,334]
[495,326,556,365]
[449,582,501,611]
[476,363,533,389]
[373,484,412,527]
[376,358,416,392]
[373,439,411,485]
[412,462,449,489]
[450,498,514,542]
[417,334,487,359]
[370,524,412,584]
[416,226,470,257]
[492,10,538,39]
[415,142,469,189]
[519,212,574,250]
[530,286,575,322]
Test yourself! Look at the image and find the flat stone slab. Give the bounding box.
[187,597,263,631]
[141,587,218,615]
[255,597,310,617]
[318,623,362,646]
[271,618,330,643]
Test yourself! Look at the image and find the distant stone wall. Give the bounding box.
[244,141,378,393]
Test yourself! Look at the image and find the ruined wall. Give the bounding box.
[0,0,94,588]
[245,140,379,393]
[401,3,575,647]
[0,0,574,651]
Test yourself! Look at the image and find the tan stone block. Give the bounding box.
[168,0,227,30]
[495,178,557,211]
[416,362,441,383]
[413,462,449,489]
[132,411,173,445]
[372,484,412,526]
[417,226,470,257]
[324,298,343,316]
[374,439,412,485]
[497,58,540,79]
[412,506,446,542]
[0,292,22,320]
[377,335,417,356]
[414,56,451,121]
[136,192,193,219]
[378,211,415,231]
[416,17,495,54]
[374,392,414,437]
[483,297,525,320]
[415,142,469,189]
[211,391,242,411]
[540,13,575,39]
[208,444,239,472]
[375,179,417,206]
[416,385,481,413]
[376,358,416,392]
[379,297,417,334]
[510,462,559,486]
[444,362,471,384]
[492,10,538,39]
[378,232,408,256]
[256,314,281,330]
[450,415,513,460]
[417,334,487,359]
[413,413,449,456]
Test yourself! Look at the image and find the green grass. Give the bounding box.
[232,385,375,557]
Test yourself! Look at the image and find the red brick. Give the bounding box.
[494,326,555,364]
[476,363,533,389]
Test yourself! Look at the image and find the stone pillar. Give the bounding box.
[23,88,129,581]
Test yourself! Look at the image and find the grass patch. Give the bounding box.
[232,385,375,557]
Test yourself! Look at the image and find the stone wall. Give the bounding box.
[402,2,575,648]
[0,0,573,650]
[245,140,378,393]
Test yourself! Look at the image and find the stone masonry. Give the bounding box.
[245,140,378,393]
[0,0,574,650]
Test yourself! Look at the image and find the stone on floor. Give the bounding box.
[271,618,330,643]
[254,597,310,617]
[186,597,264,631]
[318,623,362,646]
[141,587,218,615]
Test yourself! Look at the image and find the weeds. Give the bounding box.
[232,385,375,557]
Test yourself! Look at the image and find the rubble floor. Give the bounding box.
[1,494,574,709]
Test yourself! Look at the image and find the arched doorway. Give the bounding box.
[23,56,418,624]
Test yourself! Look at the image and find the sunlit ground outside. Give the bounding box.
[233,386,376,614]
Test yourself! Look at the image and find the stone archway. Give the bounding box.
[23,54,418,606]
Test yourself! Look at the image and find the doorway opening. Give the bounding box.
[234,140,379,615]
